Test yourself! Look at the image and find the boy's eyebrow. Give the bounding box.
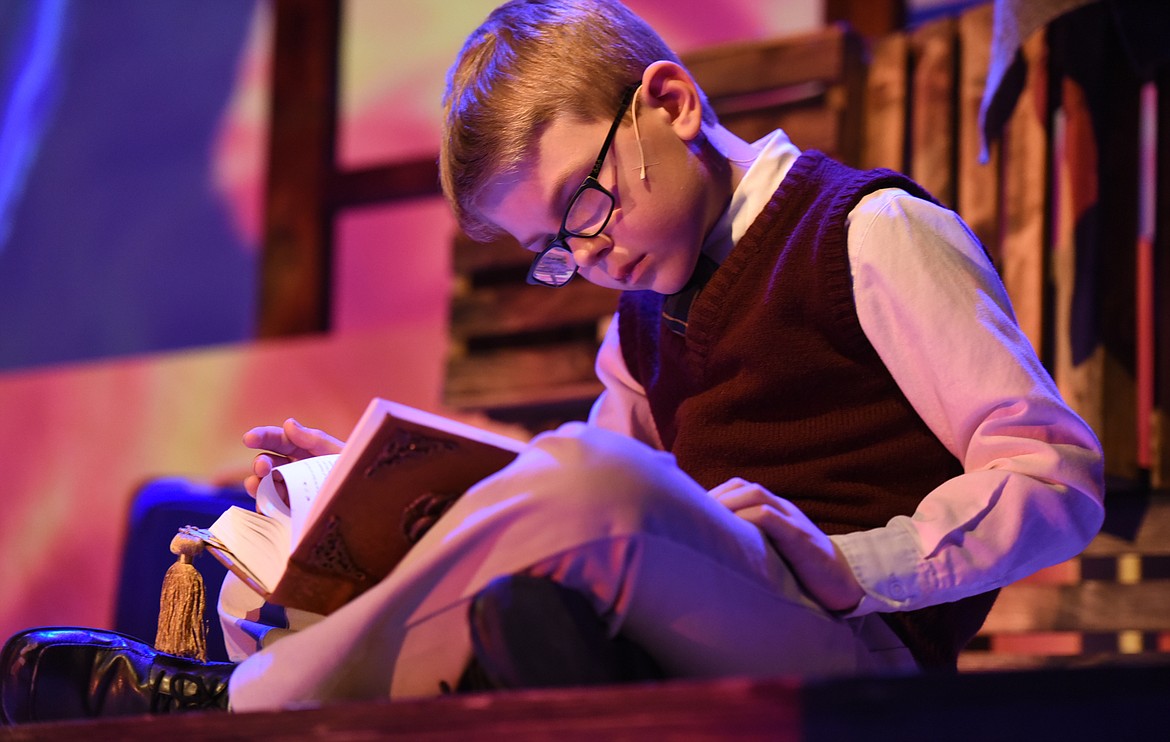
[516,149,594,250]
[546,158,591,225]
[545,170,575,224]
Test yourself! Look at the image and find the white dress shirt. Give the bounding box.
[589,130,1105,617]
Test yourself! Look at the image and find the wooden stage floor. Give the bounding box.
[3,659,1167,741]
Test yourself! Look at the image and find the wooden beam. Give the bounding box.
[257,0,341,337]
[330,157,442,209]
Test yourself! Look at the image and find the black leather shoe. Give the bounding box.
[1,627,233,724]
[460,574,664,691]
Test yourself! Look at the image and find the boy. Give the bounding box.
[2,0,1104,719]
[225,0,1102,709]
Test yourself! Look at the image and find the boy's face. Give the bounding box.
[478,89,715,295]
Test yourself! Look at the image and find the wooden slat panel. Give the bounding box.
[862,32,908,172]
[1050,69,1101,460]
[998,32,1049,356]
[687,24,864,166]
[720,105,843,158]
[453,233,530,279]
[909,16,957,207]
[980,581,1170,634]
[445,342,602,413]
[956,4,1000,257]
[684,25,856,99]
[451,282,618,343]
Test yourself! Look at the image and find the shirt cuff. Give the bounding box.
[830,517,928,616]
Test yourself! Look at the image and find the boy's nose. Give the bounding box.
[570,234,611,268]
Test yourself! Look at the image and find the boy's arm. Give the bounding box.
[588,314,665,449]
[833,189,1105,616]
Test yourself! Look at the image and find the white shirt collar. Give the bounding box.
[702,129,803,264]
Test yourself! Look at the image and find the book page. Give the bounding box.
[258,454,340,548]
[207,506,292,594]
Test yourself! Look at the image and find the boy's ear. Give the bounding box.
[640,60,704,142]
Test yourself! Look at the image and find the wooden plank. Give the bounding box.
[720,105,843,158]
[1050,68,1103,467]
[684,25,855,99]
[997,32,1049,357]
[452,233,530,279]
[445,342,602,412]
[686,25,864,166]
[956,3,1000,259]
[451,283,618,344]
[257,0,340,337]
[909,16,957,207]
[862,32,908,172]
[980,581,1170,634]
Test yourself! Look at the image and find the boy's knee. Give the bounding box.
[516,422,704,527]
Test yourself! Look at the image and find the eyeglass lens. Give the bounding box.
[563,183,614,236]
[529,244,576,286]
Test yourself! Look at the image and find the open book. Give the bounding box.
[185,398,527,615]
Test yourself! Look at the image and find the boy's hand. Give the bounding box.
[241,418,344,497]
[710,477,864,614]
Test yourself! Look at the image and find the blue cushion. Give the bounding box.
[114,478,254,662]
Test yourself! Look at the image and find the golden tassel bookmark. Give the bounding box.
[154,529,208,661]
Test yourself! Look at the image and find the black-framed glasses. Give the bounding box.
[526,84,639,287]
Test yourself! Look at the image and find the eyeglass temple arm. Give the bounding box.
[586,84,639,178]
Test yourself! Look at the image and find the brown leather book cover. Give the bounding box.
[196,398,526,615]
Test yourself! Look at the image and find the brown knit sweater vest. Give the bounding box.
[617,151,997,669]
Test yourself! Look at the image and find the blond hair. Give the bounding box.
[440,0,713,241]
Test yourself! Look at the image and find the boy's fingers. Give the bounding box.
[243,474,261,498]
[252,453,279,479]
[243,426,292,453]
[282,418,344,456]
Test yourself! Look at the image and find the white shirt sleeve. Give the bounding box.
[831,189,1105,615]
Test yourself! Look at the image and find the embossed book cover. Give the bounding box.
[189,398,527,615]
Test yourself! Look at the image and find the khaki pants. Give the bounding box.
[222,422,915,712]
